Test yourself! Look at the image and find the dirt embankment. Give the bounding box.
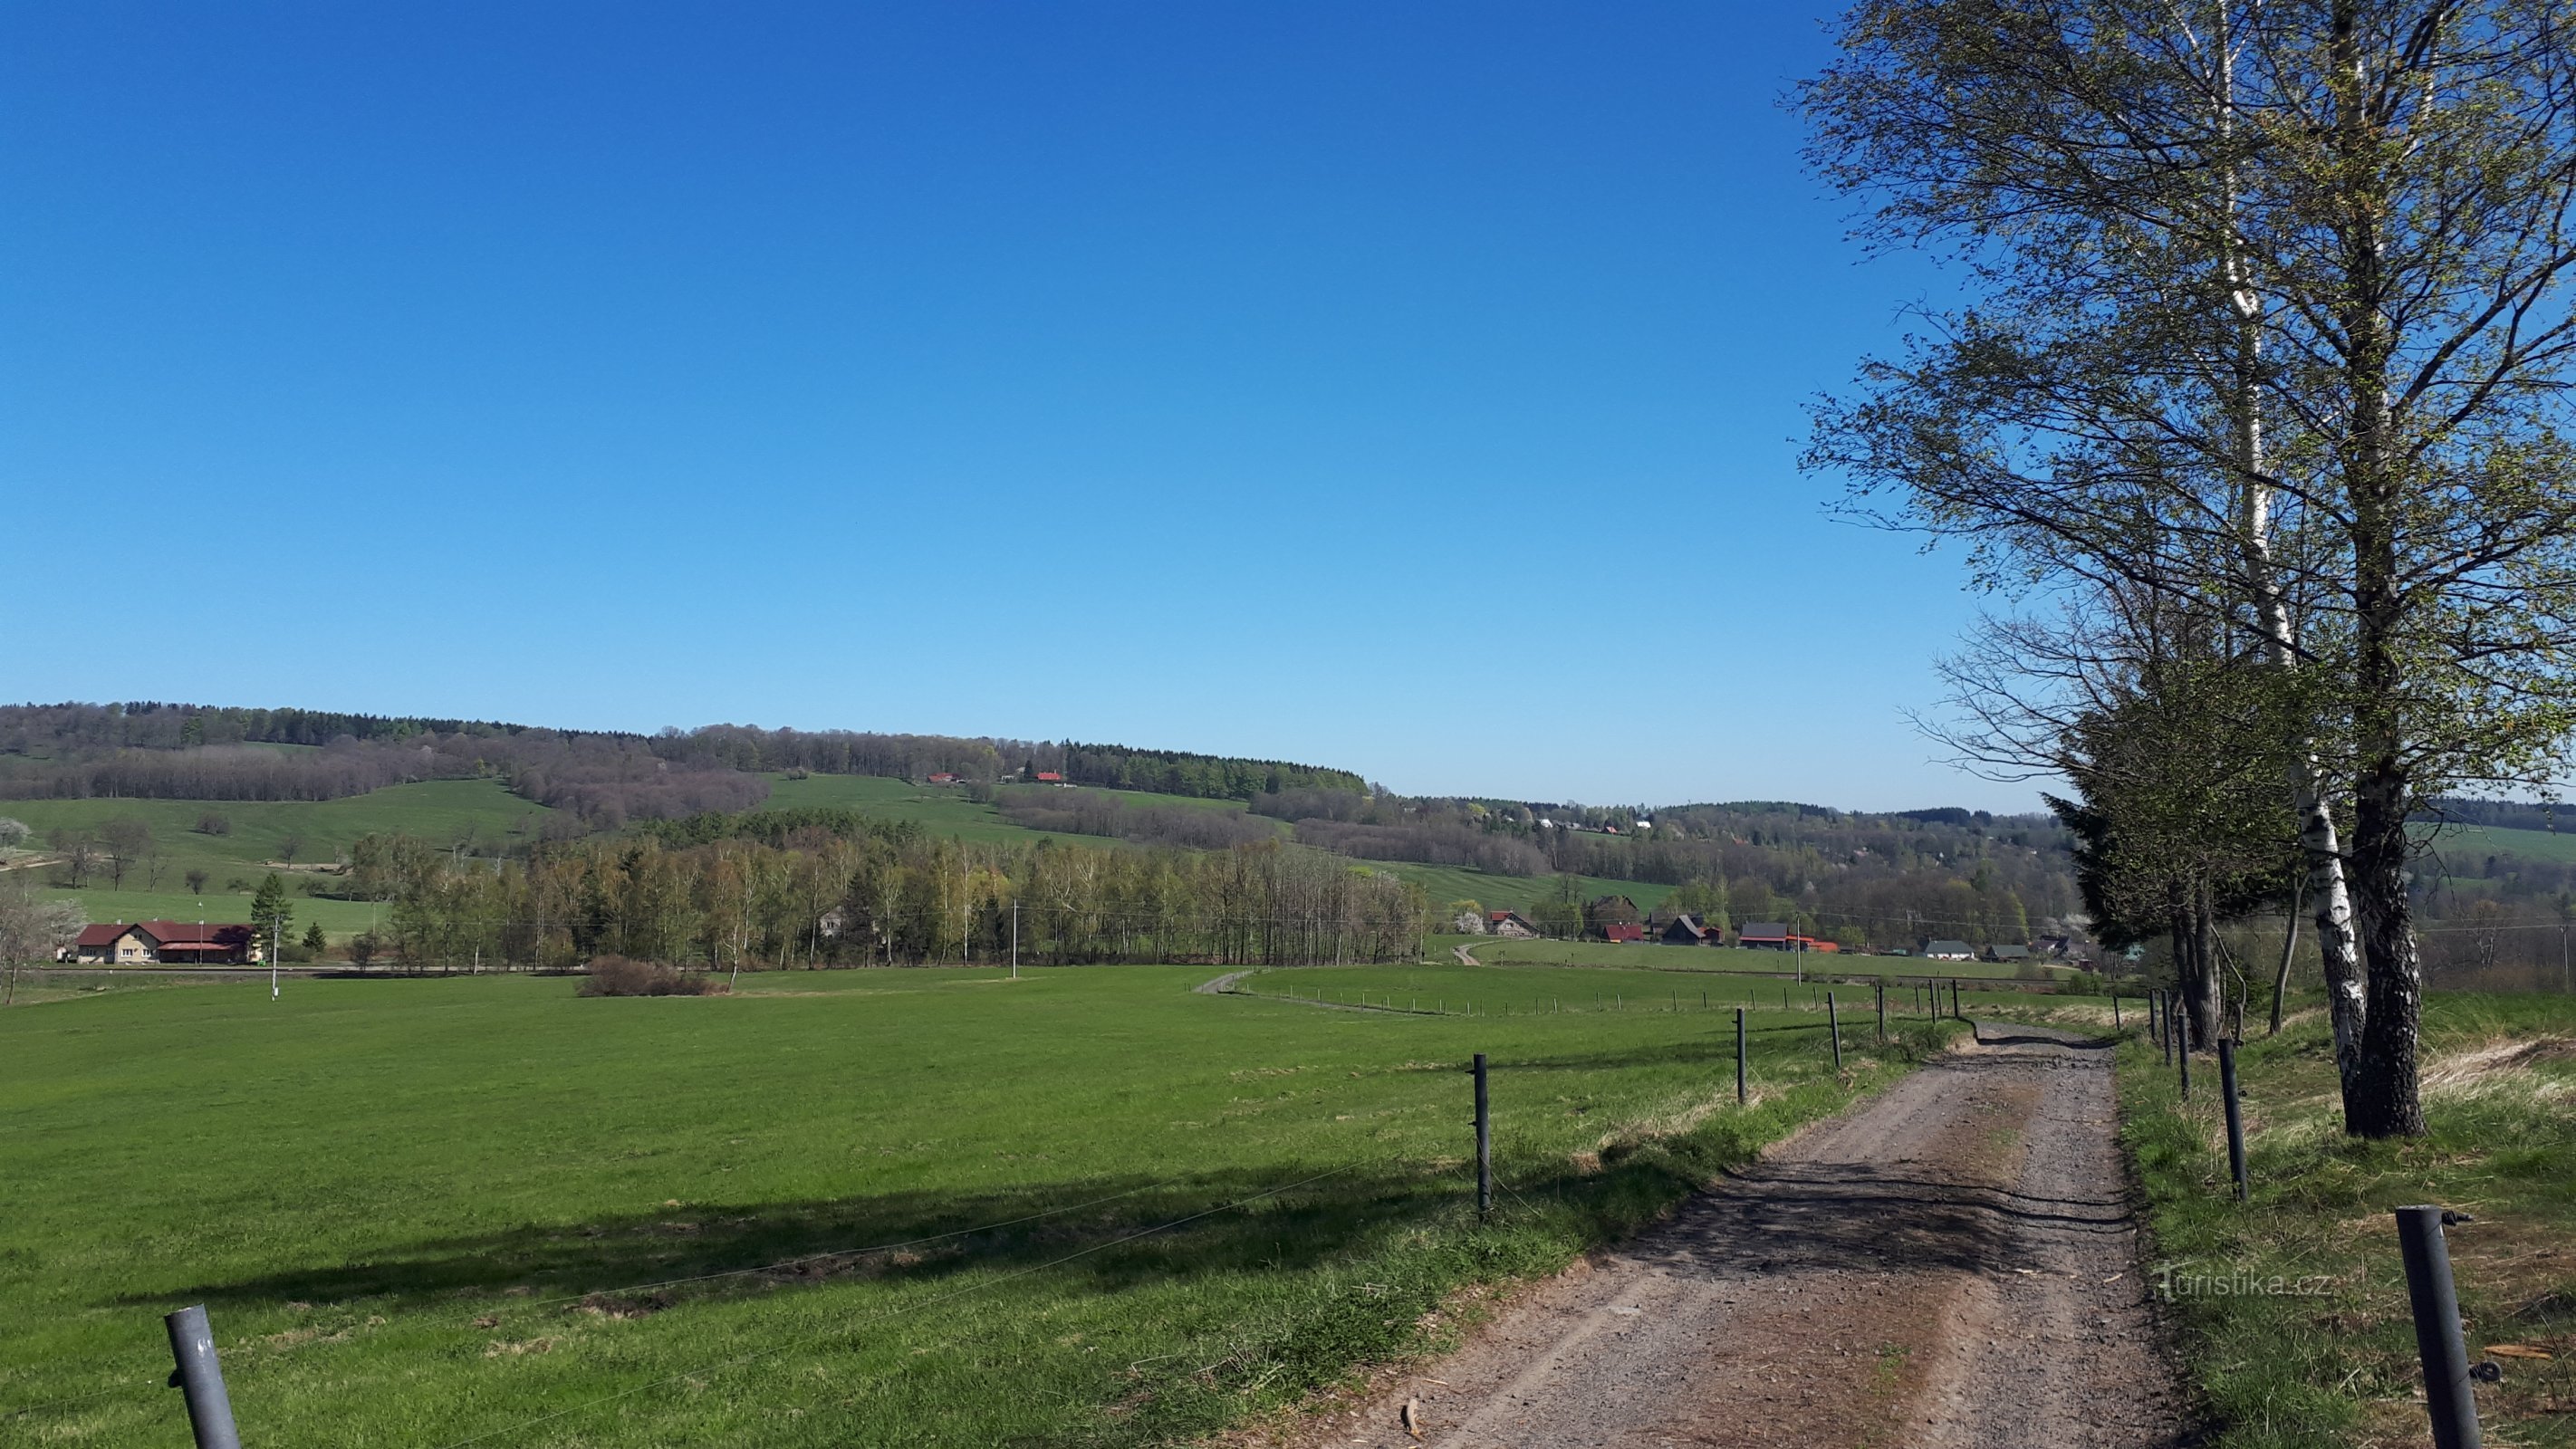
[1241,1024,2187,1448]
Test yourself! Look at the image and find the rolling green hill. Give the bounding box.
[2419,820,2576,866]
[0,779,551,934]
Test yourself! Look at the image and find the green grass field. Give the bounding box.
[0,963,1966,1447]
[2419,820,2576,866]
[1431,933,2076,980]
[1370,863,1677,915]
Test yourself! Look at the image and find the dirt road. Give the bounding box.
[1264,1023,2189,1448]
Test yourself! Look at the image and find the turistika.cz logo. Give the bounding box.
[2154,1261,2337,1300]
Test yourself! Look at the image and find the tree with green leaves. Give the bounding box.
[1805,0,2576,1137]
[249,873,293,964]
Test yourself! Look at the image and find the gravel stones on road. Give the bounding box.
[1249,1023,2190,1449]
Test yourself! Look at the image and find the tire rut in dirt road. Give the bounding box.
[1247,1023,2188,1449]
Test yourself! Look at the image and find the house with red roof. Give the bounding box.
[70,921,261,965]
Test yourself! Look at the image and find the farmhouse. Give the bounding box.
[1487,910,1539,939]
[70,922,261,965]
[1656,911,1713,945]
[1984,943,2033,964]
[1582,895,1643,941]
[1922,939,1975,961]
[1737,921,1792,950]
[927,772,960,785]
[1033,771,1066,783]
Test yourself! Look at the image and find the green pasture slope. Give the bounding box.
[0,780,552,936]
[1435,934,2074,980]
[0,964,1966,1448]
[757,775,1679,912]
[755,773,1284,846]
[2418,820,2576,866]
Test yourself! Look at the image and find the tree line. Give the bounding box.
[328,813,1428,973]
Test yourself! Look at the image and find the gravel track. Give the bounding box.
[1250,1022,2190,1448]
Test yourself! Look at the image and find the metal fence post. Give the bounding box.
[2395,1205,2485,1449]
[1827,993,1842,1071]
[1735,1006,1747,1105]
[165,1304,243,1449]
[2218,1039,2249,1201]
[1473,1052,1491,1218]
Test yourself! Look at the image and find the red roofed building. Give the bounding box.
[70,921,261,965]
[1032,771,1066,783]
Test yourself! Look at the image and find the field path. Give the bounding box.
[1252,1023,2188,1449]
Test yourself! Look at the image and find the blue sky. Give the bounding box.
[3,4,2027,812]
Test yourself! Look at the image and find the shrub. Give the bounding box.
[197,812,232,836]
[578,955,724,997]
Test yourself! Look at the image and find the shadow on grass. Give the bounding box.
[132,1154,1674,1323]
[135,1038,1973,1332]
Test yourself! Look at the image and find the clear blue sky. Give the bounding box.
[4,3,2029,813]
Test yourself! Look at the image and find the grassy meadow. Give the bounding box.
[0,780,552,938]
[2419,820,2576,867]
[2119,992,2576,1447]
[755,773,1274,846]
[1434,932,2080,981]
[755,776,1681,916]
[1,962,1969,1447]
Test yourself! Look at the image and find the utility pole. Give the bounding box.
[1011,899,1020,979]
[270,914,282,1001]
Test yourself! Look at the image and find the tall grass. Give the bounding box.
[2119,993,2576,1447]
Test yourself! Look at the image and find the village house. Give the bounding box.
[1736,921,1793,950]
[1582,895,1644,942]
[1487,910,1539,939]
[1921,939,1975,961]
[69,922,261,965]
[1983,943,2033,964]
[1656,912,1713,945]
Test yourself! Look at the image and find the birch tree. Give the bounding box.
[1803,0,2576,1136]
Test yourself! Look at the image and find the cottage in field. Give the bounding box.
[1487,910,1539,939]
[1582,895,1644,942]
[71,921,261,965]
[927,772,961,785]
[1737,921,1793,950]
[1657,912,1712,945]
[1983,943,2033,964]
[1921,939,1975,962]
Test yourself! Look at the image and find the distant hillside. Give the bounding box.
[2,699,2083,954]
[2421,797,2573,834]
[0,702,1369,820]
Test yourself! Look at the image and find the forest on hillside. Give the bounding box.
[14,698,2575,972]
[0,703,1358,820]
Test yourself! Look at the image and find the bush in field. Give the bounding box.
[578,955,723,997]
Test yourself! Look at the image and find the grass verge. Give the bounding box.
[2117,993,2576,1446]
